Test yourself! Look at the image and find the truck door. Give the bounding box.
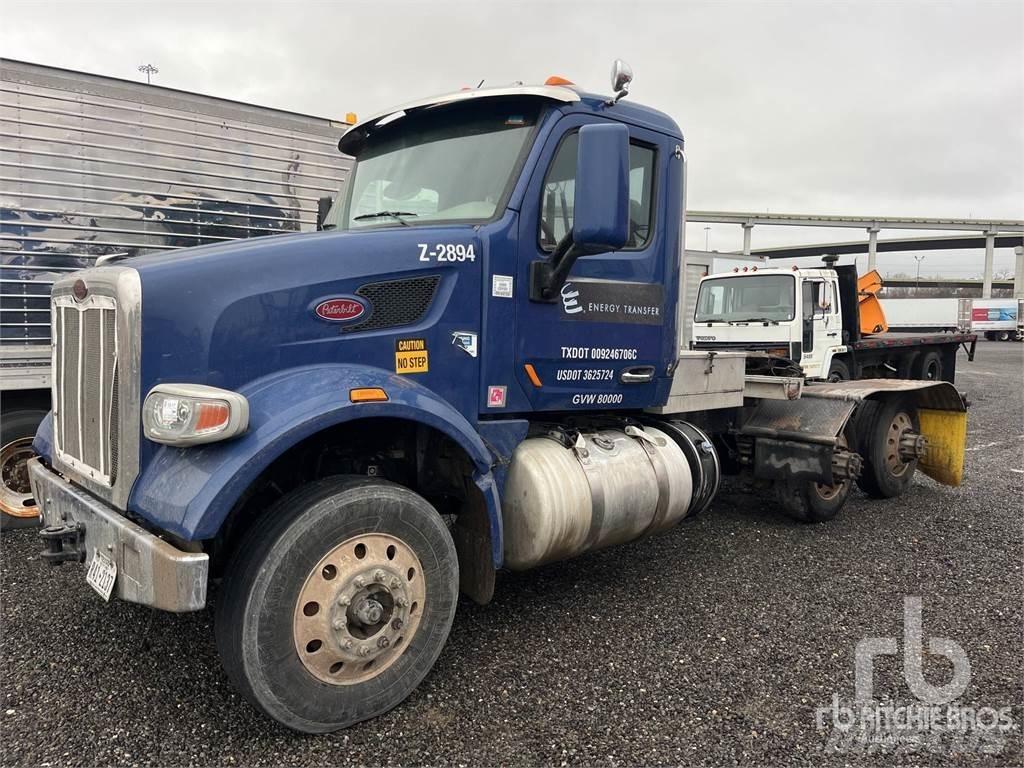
[800,278,840,377]
[513,117,677,411]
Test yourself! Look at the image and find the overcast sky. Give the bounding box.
[2,0,1022,277]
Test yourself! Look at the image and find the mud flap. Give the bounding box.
[803,379,970,488]
[917,408,967,486]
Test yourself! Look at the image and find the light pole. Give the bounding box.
[914,254,926,291]
[138,64,159,84]
[704,225,711,251]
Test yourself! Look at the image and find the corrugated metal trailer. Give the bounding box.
[0,58,352,524]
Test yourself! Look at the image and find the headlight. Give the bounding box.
[143,384,249,446]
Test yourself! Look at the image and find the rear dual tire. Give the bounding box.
[215,477,458,733]
[774,433,853,523]
[855,397,920,499]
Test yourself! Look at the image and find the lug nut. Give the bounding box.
[343,639,353,651]
[390,577,401,589]
[337,594,350,606]
[373,569,386,582]
[332,618,346,631]
[377,636,390,649]
[354,576,365,588]
[391,618,403,631]
[358,646,371,657]
[396,597,408,608]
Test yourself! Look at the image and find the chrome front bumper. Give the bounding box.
[28,458,208,612]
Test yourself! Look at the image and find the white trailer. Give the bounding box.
[879,298,960,333]
[958,298,1022,341]
[0,58,352,525]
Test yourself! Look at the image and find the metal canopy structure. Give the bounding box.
[685,210,1024,297]
[686,211,1023,232]
[750,233,1024,259]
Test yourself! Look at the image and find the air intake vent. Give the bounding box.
[344,275,441,333]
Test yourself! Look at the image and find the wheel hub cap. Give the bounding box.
[293,533,425,685]
[885,412,916,477]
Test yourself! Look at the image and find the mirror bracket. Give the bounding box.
[529,234,583,302]
[316,195,334,231]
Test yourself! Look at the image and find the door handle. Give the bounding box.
[620,366,655,383]
[826,332,838,337]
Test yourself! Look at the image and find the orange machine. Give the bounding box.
[857,270,888,335]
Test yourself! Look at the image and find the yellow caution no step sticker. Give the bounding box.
[395,338,429,374]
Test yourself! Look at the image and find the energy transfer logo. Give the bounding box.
[816,597,1016,756]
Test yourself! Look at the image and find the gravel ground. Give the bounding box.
[2,343,1022,767]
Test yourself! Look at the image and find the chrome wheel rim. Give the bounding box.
[884,412,914,477]
[0,437,39,518]
[293,533,425,686]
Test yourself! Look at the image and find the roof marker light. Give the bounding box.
[545,75,574,86]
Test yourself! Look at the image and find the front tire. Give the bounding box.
[215,477,459,733]
[826,358,851,382]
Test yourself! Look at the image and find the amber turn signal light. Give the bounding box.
[349,387,389,403]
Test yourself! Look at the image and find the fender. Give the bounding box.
[130,364,504,563]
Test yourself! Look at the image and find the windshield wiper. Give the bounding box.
[734,317,780,324]
[353,211,418,226]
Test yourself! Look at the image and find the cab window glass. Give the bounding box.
[539,133,656,250]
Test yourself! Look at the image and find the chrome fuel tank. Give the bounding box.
[502,425,696,570]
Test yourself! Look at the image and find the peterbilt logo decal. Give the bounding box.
[314,297,367,322]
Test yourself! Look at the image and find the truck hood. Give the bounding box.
[129,226,482,391]
[692,321,793,346]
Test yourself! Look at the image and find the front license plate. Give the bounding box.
[86,550,117,601]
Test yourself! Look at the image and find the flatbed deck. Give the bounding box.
[849,331,976,355]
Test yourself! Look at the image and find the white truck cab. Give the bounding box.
[691,266,842,379]
[691,262,976,382]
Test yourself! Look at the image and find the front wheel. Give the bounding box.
[826,358,851,382]
[215,477,459,733]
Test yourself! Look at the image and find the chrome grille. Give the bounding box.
[53,293,118,485]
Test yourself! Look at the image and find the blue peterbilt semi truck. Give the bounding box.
[27,63,970,732]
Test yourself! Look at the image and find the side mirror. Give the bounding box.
[529,123,630,302]
[609,59,633,104]
[818,283,834,313]
[573,123,630,253]
[316,196,334,231]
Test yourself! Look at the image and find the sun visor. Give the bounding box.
[338,85,580,156]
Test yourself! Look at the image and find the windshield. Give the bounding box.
[336,99,541,230]
[694,274,796,322]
